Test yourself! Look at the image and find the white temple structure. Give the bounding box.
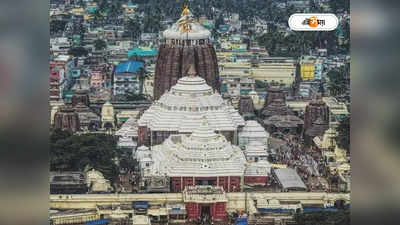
[101,101,115,129]
[137,120,248,192]
[138,70,245,146]
[313,127,336,151]
[86,169,113,193]
[242,141,269,162]
[239,120,270,148]
[116,117,139,137]
[313,128,350,192]
[238,120,270,161]
[116,117,138,150]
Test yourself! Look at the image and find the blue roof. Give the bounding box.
[85,219,108,225]
[115,61,144,74]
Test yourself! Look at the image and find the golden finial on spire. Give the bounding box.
[181,5,190,17]
[179,5,193,33]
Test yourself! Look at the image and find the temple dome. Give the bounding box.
[163,6,210,40]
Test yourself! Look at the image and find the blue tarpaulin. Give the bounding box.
[133,201,149,209]
[236,217,248,225]
[115,61,144,74]
[85,219,108,225]
[258,208,295,214]
[302,207,338,213]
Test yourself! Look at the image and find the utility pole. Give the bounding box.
[245,190,248,214]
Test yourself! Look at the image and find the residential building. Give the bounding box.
[113,61,145,95]
[300,56,316,81]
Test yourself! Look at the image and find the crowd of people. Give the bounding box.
[270,134,331,192]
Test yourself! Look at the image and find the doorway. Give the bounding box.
[196,179,216,186]
[335,199,346,209]
[200,204,211,224]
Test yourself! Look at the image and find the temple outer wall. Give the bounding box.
[50,192,350,210]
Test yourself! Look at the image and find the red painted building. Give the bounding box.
[244,176,268,185]
[170,176,242,193]
[185,202,227,220]
[183,186,228,221]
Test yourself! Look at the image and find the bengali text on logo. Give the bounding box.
[289,14,338,31]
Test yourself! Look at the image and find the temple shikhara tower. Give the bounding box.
[153,6,220,100]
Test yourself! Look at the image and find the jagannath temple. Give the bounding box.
[138,66,244,146]
[153,6,220,100]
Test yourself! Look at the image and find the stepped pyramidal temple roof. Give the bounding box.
[139,75,244,132]
[240,120,270,139]
[116,117,138,137]
[148,120,246,177]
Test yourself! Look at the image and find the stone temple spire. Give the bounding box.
[153,6,220,100]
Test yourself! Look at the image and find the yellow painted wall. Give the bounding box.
[301,63,315,81]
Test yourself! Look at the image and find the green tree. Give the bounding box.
[329,0,350,13]
[92,9,105,27]
[255,80,269,90]
[327,66,349,97]
[50,20,67,35]
[68,47,88,57]
[126,18,142,41]
[94,39,107,51]
[50,130,122,183]
[295,210,350,225]
[336,116,350,152]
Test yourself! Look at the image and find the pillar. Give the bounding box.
[217,176,219,186]
[181,177,183,191]
[150,130,153,146]
[234,130,238,145]
[228,176,231,192]
[240,175,244,192]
